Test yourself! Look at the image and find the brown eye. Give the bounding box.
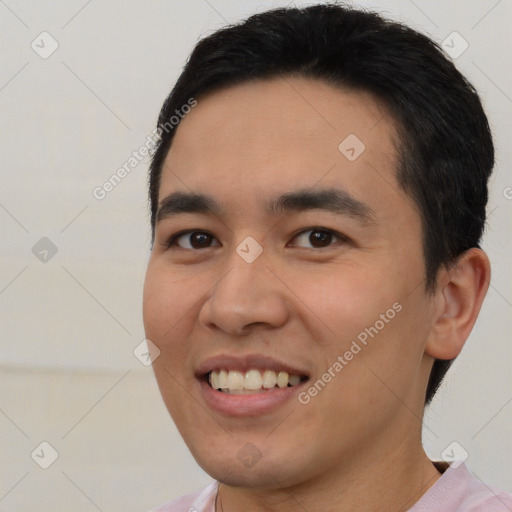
[308,230,333,247]
[190,232,213,248]
[169,231,220,249]
[290,228,347,249]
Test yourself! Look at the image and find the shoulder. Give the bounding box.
[148,481,219,512]
[451,462,512,511]
[410,461,512,512]
[458,472,512,511]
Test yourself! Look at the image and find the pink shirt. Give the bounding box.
[150,461,512,511]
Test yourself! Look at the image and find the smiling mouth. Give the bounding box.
[206,369,308,394]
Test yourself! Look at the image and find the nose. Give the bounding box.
[198,254,290,336]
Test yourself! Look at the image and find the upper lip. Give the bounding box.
[195,353,310,378]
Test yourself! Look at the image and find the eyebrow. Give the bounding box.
[156,191,221,222]
[156,188,375,224]
[267,188,375,223]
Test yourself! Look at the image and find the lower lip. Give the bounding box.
[199,379,307,416]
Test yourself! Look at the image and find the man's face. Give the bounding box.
[143,78,437,487]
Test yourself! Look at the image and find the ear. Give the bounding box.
[425,248,491,360]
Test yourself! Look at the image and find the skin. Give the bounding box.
[143,77,490,511]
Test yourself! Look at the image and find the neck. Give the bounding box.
[216,435,441,512]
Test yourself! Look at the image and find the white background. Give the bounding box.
[0,1,511,510]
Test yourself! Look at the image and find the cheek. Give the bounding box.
[284,262,400,346]
[286,262,427,400]
[143,261,200,342]
[142,263,200,422]
[324,292,431,420]
[142,263,201,396]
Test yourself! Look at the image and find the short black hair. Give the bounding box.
[148,3,494,406]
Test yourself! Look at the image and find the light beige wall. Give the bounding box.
[1,1,510,510]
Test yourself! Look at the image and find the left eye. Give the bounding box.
[290,228,346,249]
[169,231,220,249]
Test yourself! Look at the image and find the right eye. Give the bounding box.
[166,230,221,250]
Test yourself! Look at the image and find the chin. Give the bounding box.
[188,437,313,490]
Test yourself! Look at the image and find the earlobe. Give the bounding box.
[425,248,491,360]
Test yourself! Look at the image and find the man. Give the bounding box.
[142,4,512,511]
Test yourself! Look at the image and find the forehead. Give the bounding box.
[159,77,409,218]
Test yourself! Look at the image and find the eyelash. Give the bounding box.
[164,227,350,251]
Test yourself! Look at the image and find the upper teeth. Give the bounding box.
[209,369,302,391]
